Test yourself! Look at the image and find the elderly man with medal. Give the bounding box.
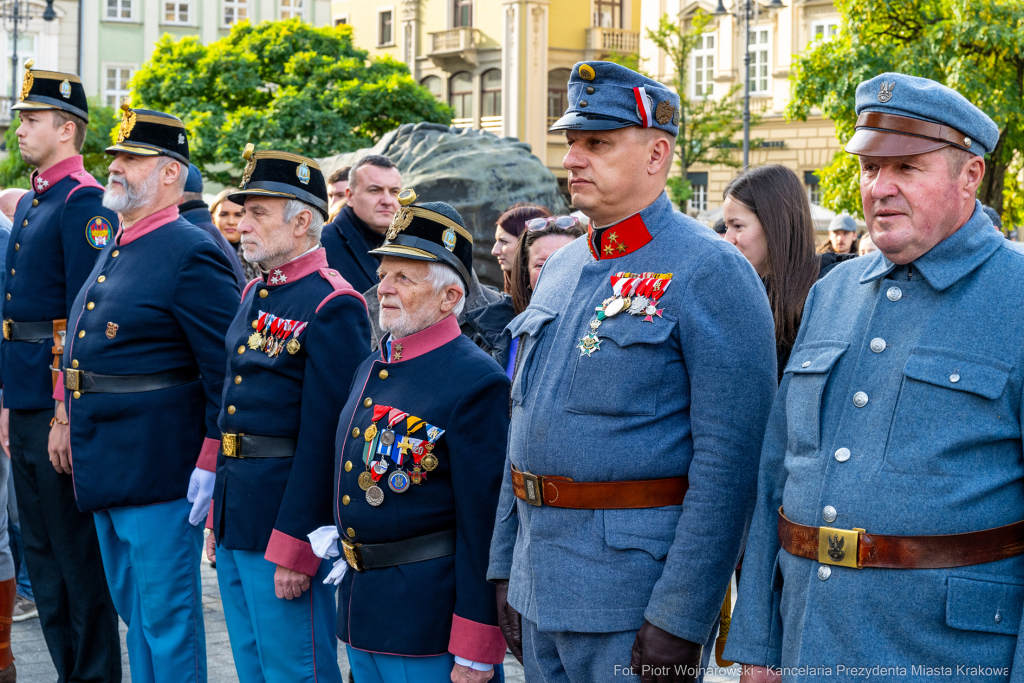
[486,61,777,683]
[205,144,370,683]
[310,192,510,683]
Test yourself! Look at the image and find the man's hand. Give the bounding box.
[739,665,781,683]
[205,530,216,563]
[631,621,702,683]
[47,401,71,474]
[274,565,311,600]
[451,663,494,683]
[0,402,10,457]
[495,579,522,664]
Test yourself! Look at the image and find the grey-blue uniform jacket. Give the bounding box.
[487,192,777,644]
[725,204,1024,680]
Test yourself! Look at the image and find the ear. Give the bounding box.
[58,119,76,146]
[291,207,313,238]
[345,186,353,200]
[165,160,184,187]
[962,155,985,197]
[438,284,464,314]
[648,134,673,177]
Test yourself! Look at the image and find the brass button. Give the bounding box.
[259,289,268,298]
[329,272,337,277]
[234,375,242,384]
[252,320,258,329]
[351,427,360,438]
[346,527,356,538]
[344,461,353,472]
[342,495,351,505]
[379,369,389,380]
[579,100,588,107]
[112,250,119,258]
[31,200,38,207]
[227,405,236,414]
[97,275,106,283]
[13,244,18,250]
[72,360,79,368]
[22,220,27,227]
[363,398,372,408]
[87,302,95,310]
[237,346,245,354]
[78,330,85,338]
[586,86,595,94]
[73,390,81,399]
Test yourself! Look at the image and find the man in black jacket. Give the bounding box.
[321,155,401,294]
[179,163,246,288]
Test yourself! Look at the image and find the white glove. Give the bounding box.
[187,467,216,527]
[308,526,340,559]
[324,558,348,586]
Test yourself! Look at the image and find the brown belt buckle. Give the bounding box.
[2,320,10,341]
[818,525,866,568]
[221,433,239,458]
[521,471,543,506]
[64,368,82,391]
[342,539,362,571]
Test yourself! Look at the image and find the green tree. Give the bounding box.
[0,101,120,189]
[644,10,754,207]
[131,19,454,185]
[788,0,1024,228]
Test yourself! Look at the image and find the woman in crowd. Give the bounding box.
[723,164,855,381]
[858,233,878,256]
[490,203,551,293]
[211,188,260,282]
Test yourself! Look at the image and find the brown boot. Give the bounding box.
[0,577,15,682]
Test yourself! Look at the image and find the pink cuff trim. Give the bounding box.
[264,529,322,576]
[205,501,214,530]
[53,372,65,402]
[197,438,219,471]
[448,614,507,665]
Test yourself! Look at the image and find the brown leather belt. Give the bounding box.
[778,507,1024,570]
[511,465,687,510]
[857,112,972,151]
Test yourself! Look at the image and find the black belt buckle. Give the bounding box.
[65,368,82,392]
[342,539,362,572]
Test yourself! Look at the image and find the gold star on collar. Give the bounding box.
[392,343,403,361]
[617,242,627,253]
[603,244,614,256]
[607,232,619,243]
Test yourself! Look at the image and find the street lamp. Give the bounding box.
[0,0,57,107]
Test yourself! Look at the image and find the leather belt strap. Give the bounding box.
[220,433,296,459]
[341,529,456,572]
[510,465,687,509]
[3,319,56,342]
[778,507,1024,569]
[64,366,201,394]
[857,112,973,151]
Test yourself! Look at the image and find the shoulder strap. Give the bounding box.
[316,267,367,314]
[65,170,104,202]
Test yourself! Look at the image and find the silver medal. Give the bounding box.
[366,485,384,506]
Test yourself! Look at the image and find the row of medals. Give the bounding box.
[248,323,301,357]
[358,422,438,506]
[578,294,657,355]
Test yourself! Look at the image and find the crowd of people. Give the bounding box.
[0,54,1017,683]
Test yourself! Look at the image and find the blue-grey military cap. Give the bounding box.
[845,73,999,157]
[549,61,680,136]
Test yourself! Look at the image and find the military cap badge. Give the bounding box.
[117,98,136,143]
[578,64,596,81]
[240,143,256,188]
[386,189,417,240]
[60,79,71,99]
[655,100,676,126]
[296,162,310,185]
[442,227,457,252]
[19,59,34,102]
[878,81,895,103]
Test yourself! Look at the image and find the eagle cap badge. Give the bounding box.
[877,81,896,103]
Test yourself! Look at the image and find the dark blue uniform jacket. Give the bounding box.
[180,201,246,289]
[320,206,380,295]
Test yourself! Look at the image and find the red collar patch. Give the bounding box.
[587,213,652,260]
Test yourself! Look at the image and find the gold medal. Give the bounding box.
[358,471,373,491]
[366,485,384,506]
[247,332,263,350]
[364,424,378,441]
[286,338,301,355]
[421,453,438,472]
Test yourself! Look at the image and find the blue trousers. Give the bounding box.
[94,498,206,683]
[216,546,342,683]
[346,646,506,683]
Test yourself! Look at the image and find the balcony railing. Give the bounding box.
[586,27,640,53]
[452,117,474,129]
[429,27,480,55]
[480,116,502,134]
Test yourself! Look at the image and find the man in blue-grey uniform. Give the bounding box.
[1,60,122,683]
[179,162,246,288]
[487,61,777,683]
[51,101,239,683]
[206,144,369,683]
[725,75,1020,683]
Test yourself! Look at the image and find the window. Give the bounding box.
[481,69,501,117]
[334,16,348,25]
[692,33,715,98]
[224,0,248,26]
[421,75,443,101]
[747,28,770,94]
[106,0,133,20]
[811,20,839,42]
[377,8,393,45]
[594,0,621,28]
[8,34,35,98]
[449,72,473,121]
[687,172,708,213]
[804,171,822,205]
[280,0,302,20]
[453,0,471,27]
[547,68,571,126]
[164,0,190,23]
[104,65,134,108]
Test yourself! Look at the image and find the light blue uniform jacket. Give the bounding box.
[726,203,1024,681]
[487,193,777,643]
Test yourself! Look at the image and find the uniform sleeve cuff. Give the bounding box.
[453,656,494,671]
[53,372,65,402]
[448,614,507,665]
[264,529,322,576]
[205,500,214,530]
[196,437,220,471]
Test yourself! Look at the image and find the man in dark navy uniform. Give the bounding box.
[0,60,122,683]
[206,144,370,683]
[179,162,246,288]
[320,155,401,294]
[52,101,239,683]
[313,192,508,683]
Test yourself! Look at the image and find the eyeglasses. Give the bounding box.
[526,215,581,232]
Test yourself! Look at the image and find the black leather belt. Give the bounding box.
[341,529,456,572]
[64,366,201,394]
[2,320,53,342]
[221,433,296,459]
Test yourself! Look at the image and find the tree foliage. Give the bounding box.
[788,0,1024,228]
[131,19,454,185]
[0,101,120,189]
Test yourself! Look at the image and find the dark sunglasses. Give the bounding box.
[526,215,581,232]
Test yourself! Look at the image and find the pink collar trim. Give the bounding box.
[379,314,461,363]
[31,155,85,195]
[117,205,180,246]
[265,248,328,286]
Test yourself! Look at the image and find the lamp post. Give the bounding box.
[1,0,57,108]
